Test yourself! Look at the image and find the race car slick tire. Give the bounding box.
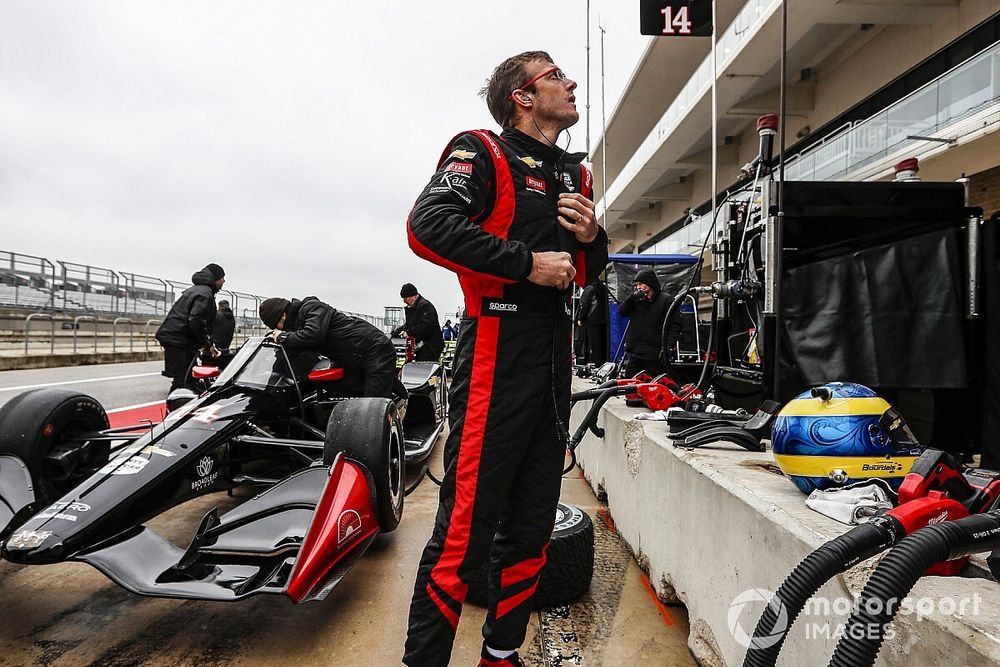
[324,398,404,532]
[0,389,110,504]
[466,501,595,608]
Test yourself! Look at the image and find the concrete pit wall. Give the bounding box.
[572,387,1000,666]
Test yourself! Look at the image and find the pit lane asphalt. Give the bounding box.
[0,362,696,666]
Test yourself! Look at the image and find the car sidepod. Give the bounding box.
[399,361,447,463]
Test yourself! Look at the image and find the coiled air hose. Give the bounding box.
[744,493,969,666]
[743,516,901,666]
[829,510,1000,667]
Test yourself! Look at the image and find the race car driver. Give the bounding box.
[258,296,398,399]
[403,51,608,667]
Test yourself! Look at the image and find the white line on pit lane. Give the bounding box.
[0,372,162,393]
[106,400,165,413]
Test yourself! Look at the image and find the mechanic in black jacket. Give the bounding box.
[392,283,445,362]
[619,268,670,378]
[155,263,224,392]
[211,299,236,352]
[403,51,608,667]
[258,296,397,399]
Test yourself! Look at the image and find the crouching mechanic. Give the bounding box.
[258,296,398,399]
[403,51,608,666]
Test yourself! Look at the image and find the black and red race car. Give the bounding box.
[0,336,445,603]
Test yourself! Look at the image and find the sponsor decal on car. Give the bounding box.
[191,456,218,491]
[100,456,150,476]
[37,501,91,522]
[338,509,363,545]
[99,442,176,476]
[7,530,52,549]
[525,175,546,194]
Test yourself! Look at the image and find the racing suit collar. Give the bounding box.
[500,127,587,166]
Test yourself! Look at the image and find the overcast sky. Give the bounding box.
[0,1,646,321]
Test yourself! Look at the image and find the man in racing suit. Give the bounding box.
[258,296,398,399]
[403,51,608,667]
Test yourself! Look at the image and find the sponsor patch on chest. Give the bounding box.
[525,175,547,194]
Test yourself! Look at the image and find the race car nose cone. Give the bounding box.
[2,528,66,564]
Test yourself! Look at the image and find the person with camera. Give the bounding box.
[619,268,670,378]
[155,263,224,393]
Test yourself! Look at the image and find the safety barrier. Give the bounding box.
[72,315,98,353]
[23,313,55,355]
[112,317,134,352]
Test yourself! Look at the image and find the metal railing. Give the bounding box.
[2,250,385,350]
[112,317,134,352]
[24,313,55,354]
[72,316,98,353]
[785,39,1000,181]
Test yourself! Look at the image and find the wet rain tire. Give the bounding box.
[324,398,405,532]
[466,502,595,608]
[0,389,110,504]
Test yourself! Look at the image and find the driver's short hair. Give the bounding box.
[480,50,552,129]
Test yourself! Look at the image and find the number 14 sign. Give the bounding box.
[640,0,712,37]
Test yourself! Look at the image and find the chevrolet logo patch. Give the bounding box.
[518,155,542,168]
[448,149,477,160]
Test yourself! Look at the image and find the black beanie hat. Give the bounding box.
[400,283,418,298]
[634,268,661,292]
[205,263,225,281]
[259,297,289,329]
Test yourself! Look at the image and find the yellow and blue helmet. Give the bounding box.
[771,382,923,493]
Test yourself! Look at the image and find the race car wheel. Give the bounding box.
[324,398,404,532]
[0,389,110,504]
[466,501,595,608]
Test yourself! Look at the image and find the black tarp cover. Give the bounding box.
[780,227,967,389]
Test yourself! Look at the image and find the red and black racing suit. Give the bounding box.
[403,127,608,665]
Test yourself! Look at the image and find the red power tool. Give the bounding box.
[891,449,1000,574]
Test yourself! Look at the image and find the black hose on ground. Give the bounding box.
[404,465,443,497]
[829,511,1000,667]
[743,517,902,667]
